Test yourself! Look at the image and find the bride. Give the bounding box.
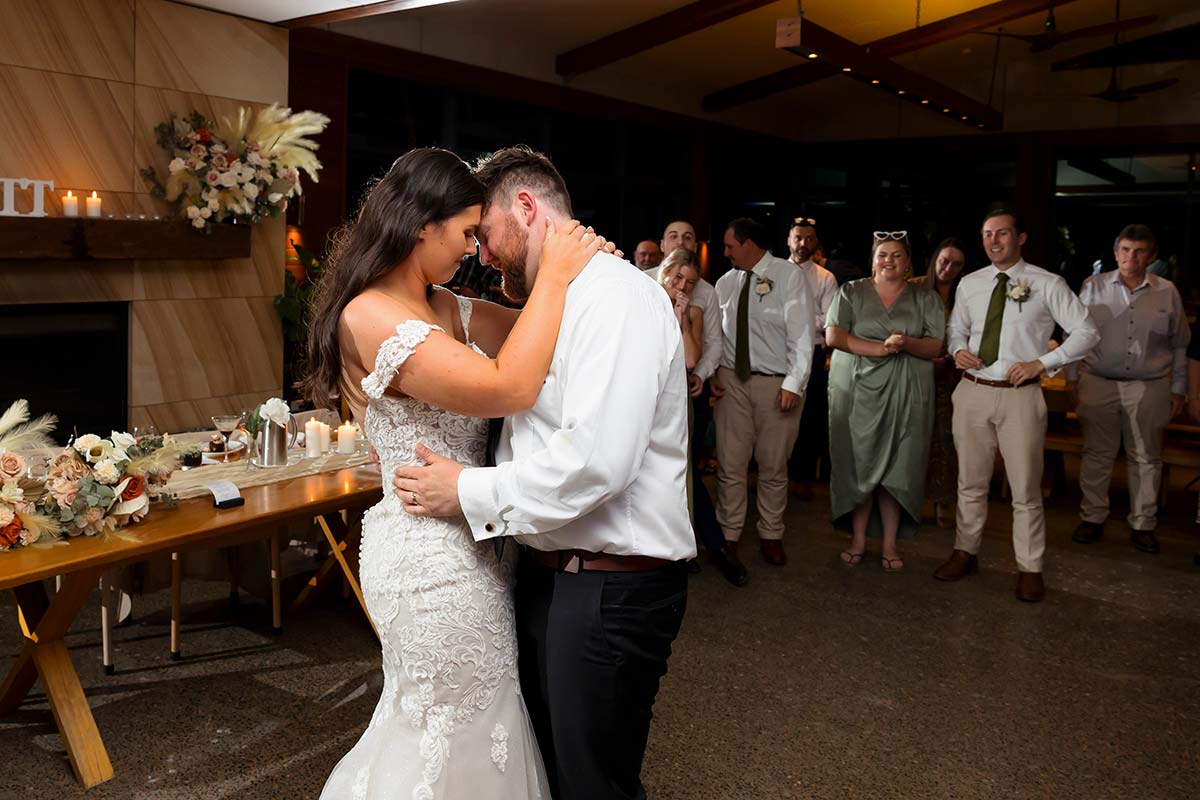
[304,147,608,799]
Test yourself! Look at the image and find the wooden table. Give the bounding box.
[0,465,382,789]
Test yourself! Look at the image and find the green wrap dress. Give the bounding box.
[826,278,945,538]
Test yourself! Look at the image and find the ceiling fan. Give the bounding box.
[1089,0,1177,103]
[975,1,1157,53]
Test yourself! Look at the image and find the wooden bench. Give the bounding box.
[1043,430,1200,506]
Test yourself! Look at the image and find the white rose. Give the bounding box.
[208,198,221,212]
[243,183,259,200]
[0,481,23,504]
[260,397,290,428]
[93,459,121,485]
[200,207,212,219]
[247,151,263,166]
[268,192,283,204]
[219,171,239,188]
[0,505,13,527]
[192,217,206,229]
[111,431,136,450]
[74,434,101,456]
[168,157,187,174]
[186,205,201,220]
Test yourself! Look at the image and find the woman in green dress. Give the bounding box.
[825,233,946,570]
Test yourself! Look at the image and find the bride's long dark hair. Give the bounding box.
[302,148,486,410]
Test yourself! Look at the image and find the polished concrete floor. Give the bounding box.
[1,479,1198,799]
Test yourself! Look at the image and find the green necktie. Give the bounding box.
[977,272,1009,366]
[735,270,754,381]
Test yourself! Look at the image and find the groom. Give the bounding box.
[394,146,696,799]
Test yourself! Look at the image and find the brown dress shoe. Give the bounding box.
[1131,529,1160,554]
[1072,521,1104,544]
[714,542,750,587]
[760,540,786,566]
[1016,571,1045,602]
[933,549,977,581]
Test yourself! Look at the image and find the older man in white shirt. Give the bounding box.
[1067,224,1190,555]
[785,217,838,498]
[713,217,815,569]
[934,209,1099,602]
[394,147,694,800]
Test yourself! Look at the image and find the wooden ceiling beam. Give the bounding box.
[283,0,441,29]
[702,0,1086,112]
[777,17,1003,130]
[555,0,777,77]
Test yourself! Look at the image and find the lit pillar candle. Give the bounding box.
[319,422,332,453]
[337,421,356,454]
[62,191,79,217]
[85,191,102,218]
[305,418,322,458]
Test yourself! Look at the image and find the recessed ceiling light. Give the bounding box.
[897,90,906,95]
[943,108,951,113]
[961,115,968,121]
[842,67,851,73]
[920,99,929,105]
[808,52,818,59]
[871,79,880,85]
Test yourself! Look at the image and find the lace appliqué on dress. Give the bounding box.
[361,320,444,401]
[490,724,509,773]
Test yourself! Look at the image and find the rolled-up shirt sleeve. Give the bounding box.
[781,267,815,395]
[1063,278,1097,382]
[1039,277,1099,374]
[1170,286,1191,395]
[459,286,670,540]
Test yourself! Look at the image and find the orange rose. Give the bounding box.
[0,518,21,547]
[120,475,145,501]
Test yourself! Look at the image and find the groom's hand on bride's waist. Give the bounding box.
[394,444,464,517]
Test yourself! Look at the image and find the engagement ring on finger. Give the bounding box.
[411,492,419,505]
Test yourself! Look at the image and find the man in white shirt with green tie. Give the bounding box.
[713,217,814,570]
[934,209,1099,602]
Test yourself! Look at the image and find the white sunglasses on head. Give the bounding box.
[873,230,908,241]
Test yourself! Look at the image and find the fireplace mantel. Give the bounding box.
[0,217,252,260]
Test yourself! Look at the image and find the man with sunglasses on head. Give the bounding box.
[786,217,838,500]
[933,208,1098,602]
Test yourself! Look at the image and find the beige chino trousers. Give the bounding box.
[952,379,1047,572]
[714,367,803,542]
[1076,373,1171,531]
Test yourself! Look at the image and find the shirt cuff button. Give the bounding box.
[485,523,495,533]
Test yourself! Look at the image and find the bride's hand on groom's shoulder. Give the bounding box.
[541,219,618,284]
[394,444,464,517]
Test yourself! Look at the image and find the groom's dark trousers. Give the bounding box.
[515,548,687,800]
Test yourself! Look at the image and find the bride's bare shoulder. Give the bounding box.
[341,290,418,340]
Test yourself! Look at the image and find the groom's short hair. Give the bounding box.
[474,146,573,217]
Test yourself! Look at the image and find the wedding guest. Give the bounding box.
[826,233,945,570]
[656,220,723,460]
[634,239,664,270]
[785,218,838,500]
[1066,225,1189,554]
[658,247,748,586]
[934,209,1099,602]
[911,238,968,529]
[713,217,814,569]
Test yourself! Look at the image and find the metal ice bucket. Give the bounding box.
[258,418,298,466]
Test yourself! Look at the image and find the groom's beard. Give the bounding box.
[494,215,532,302]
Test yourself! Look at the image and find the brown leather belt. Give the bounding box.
[964,372,1039,389]
[530,549,672,574]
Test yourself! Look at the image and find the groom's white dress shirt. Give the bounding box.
[459,251,697,561]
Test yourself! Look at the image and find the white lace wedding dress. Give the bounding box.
[320,294,548,800]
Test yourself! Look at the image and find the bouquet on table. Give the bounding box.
[0,400,62,550]
[140,104,329,231]
[35,432,191,538]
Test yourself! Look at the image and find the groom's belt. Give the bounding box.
[530,548,672,574]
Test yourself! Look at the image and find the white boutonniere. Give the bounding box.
[754,276,774,301]
[1007,279,1032,312]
